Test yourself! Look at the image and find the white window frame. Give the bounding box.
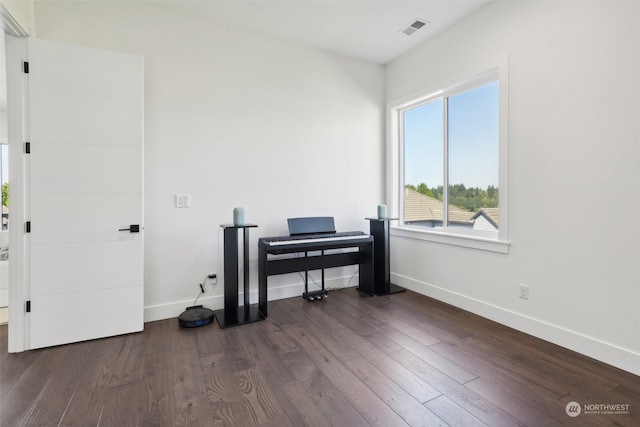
[387,65,510,254]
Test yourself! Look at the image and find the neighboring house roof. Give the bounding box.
[471,207,499,228]
[404,188,474,225]
[404,187,500,231]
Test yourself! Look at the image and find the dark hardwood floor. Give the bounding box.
[1,289,638,426]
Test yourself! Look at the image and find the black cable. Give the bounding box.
[191,274,209,306]
[192,289,202,307]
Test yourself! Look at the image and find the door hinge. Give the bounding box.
[25,142,30,154]
[25,221,31,233]
[23,61,29,74]
[26,300,31,313]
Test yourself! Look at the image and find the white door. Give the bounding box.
[26,38,144,349]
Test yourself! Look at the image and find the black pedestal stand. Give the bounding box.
[214,224,266,328]
[366,218,405,296]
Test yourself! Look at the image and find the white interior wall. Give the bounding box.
[386,1,640,375]
[33,1,384,320]
[23,0,640,375]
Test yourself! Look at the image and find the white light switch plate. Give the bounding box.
[175,194,192,208]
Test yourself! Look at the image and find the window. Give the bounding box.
[390,68,508,251]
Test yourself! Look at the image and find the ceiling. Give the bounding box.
[155,0,492,65]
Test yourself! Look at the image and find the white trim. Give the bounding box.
[497,55,509,242]
[391,226,509,254]
[5,35,27,352]
[391,273,640,376]
[386,57,509,247]
[144,275,358,323]
[0,4,29,38]
[144,295,222,324]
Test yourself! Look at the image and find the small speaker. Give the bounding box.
[233,207,245,226]
[377,204,387,219]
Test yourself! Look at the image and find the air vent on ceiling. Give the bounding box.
[401,19,429,36]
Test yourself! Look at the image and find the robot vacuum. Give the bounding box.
[178,305,214,328]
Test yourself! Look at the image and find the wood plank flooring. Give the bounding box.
[1,289,638,426]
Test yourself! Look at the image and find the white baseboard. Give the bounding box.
[143,275,355,323]
[391,273,640,376]
[144,294,222,323]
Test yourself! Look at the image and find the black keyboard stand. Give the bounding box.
[258,235,375,301]
[366,218,405,296]
[214,224,266,328]
[302,250,329,301]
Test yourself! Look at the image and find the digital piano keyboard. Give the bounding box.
[258,230,375,296]
[259,231,372,253]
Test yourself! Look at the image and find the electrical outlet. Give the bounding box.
[519,284,529,300]
[208,272,217,285]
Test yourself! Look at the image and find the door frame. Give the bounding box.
[5,35,27,352]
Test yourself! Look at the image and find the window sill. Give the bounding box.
[390,226,510,254]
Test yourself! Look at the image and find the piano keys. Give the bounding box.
[260,231,372,252]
